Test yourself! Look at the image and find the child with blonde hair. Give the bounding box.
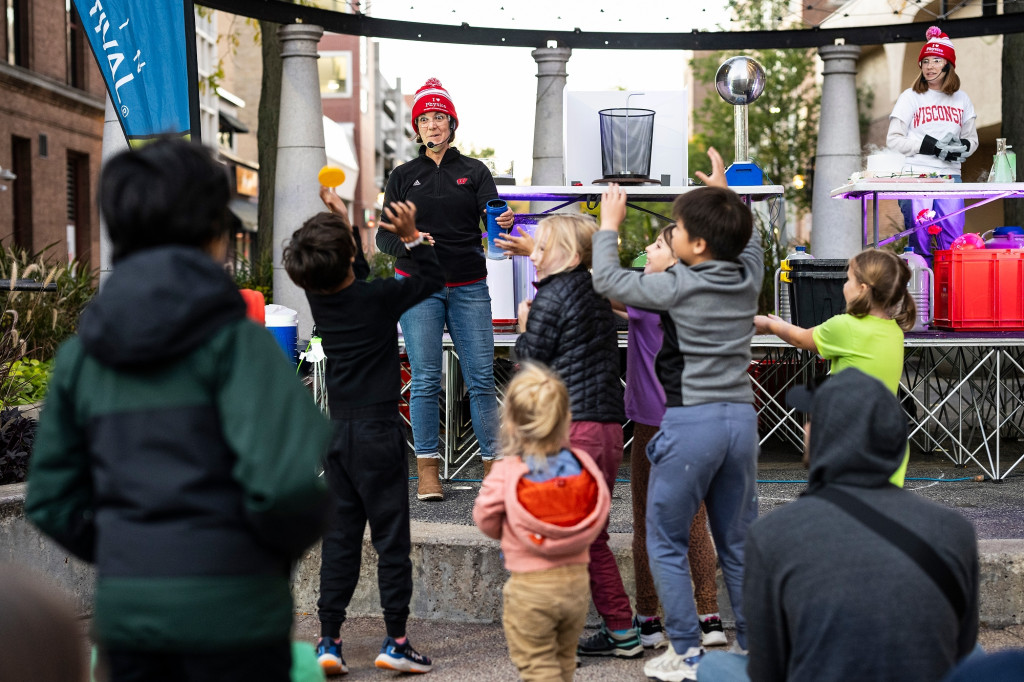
[514,213,639,658]
[755,247,916,484]
[473,363,611,682]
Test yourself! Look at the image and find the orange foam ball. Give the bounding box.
[318,166,346,187]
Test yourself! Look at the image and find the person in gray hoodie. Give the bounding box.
[591,150,761,681]
[698,369,979,682]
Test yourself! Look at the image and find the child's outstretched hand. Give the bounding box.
[382,201,418,241]
[755,313,783,335]
[319,186,351,226]
[495,226,535,257]
[600,183,627,231]
[694,147,728,188]
[517,300,532,331]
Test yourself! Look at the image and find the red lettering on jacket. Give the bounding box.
[457,177,468,185]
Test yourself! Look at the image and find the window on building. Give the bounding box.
[11,136,32,252]
[66,151,91,263]
[318,52,352,98]
[67,0,87,89]
[6,0,29,67]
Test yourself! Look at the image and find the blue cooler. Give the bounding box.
[264,304,298,365]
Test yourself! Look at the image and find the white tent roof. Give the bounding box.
[323,116,359,202]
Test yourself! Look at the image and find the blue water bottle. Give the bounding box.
[485,199,508,260]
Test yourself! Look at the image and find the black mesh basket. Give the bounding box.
[598,108,655,179]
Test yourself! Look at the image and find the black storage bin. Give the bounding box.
[788,259,849,328]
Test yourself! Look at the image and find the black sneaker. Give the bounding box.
[700,615,728,647]
[634,614,668,649]
[577,623,644,659]
[375,636,432,673]
[316,637,348,676]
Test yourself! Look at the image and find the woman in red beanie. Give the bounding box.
[376,78,514,500]
[887,26,977,264]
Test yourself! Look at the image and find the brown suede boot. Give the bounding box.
[416,457,444,501]
[482,458,495,480]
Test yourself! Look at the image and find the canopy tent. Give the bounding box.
[323,116,359,203]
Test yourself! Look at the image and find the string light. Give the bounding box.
[375,0,997,32]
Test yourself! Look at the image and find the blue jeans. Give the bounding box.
[697,651,749,681]
[646,403,758,653]
[696,639,987,681]
[399,279,500,460]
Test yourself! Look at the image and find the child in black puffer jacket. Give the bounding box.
[514,214,639,660]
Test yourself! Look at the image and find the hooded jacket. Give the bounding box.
[591,227,760,407]
[26,246,331,652]
[743,370,979,682]
[473,449,611,573]
[514,266,625,424]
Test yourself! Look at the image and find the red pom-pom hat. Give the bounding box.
[410,78,458,135]
[919,26,955,67]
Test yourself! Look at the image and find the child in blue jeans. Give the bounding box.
[591,149,761,681]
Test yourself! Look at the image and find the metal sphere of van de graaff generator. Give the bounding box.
[715,57,767,106]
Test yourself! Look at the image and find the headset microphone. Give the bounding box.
[426,142,436,149]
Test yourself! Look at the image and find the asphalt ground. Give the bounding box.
[289,617,1024,681]
[295,439,1024,680]
[79,440,1024,680]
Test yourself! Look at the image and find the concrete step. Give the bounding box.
[3,484,1022,627]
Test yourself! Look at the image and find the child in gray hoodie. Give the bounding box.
[590,149,762,682]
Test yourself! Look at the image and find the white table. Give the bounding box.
[830,181,1024,248]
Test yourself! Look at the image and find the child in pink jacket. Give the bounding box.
[473,362,611,682]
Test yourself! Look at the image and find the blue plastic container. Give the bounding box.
[485,199,508,260]
[264,304,298,365]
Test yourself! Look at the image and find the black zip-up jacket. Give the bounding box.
[377,146,498,285]
[515,266,625,424]
[306,242,444,412]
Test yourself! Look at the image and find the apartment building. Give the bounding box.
[0,0,105,264]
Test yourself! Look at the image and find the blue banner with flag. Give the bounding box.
[73,0,197,145]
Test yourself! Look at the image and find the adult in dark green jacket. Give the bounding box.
[25,138,331,682]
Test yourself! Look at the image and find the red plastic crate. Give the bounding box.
[933,249,1024,330]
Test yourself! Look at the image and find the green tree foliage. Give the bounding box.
[688,2,820,214]
[687,0,824,314]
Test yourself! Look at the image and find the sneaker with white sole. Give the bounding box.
[316,637,348,676]
[699,615,728,647]
[576,622,644,659]
[374,636,432,673]
[643,644,704,682]
[634,614,668,649]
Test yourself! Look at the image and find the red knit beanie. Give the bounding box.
[411,78,458,135]
[919,26,955,67]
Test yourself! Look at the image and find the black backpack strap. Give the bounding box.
[815,486,966,622]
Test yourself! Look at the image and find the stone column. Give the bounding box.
[811,44,862,259]
[273,24,327,341]
[98,96,129,288]
[530,46,572,211]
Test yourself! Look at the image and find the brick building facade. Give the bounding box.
[0,0,105,265]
